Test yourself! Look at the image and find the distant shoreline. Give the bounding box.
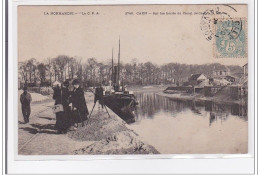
[156,92,247,106]
[127,85,247,105]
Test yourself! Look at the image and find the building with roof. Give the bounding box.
[212,66,230,77]
[188,73,207,86]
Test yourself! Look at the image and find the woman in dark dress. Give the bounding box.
[53,81,71,134]
[71,79,89,127]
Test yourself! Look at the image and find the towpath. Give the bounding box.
[18,91,159,155]
[18,95,94,155]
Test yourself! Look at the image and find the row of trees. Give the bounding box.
[19,55,243,87]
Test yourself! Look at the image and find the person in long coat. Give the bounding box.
[20,86,32,123]
[71,79,89,127]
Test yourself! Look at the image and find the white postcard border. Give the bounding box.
[7,0,255,174]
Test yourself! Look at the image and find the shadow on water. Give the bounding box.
[135,92,247,125]
[205,100,248,125]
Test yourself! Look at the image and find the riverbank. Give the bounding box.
[128,85,168,93]
[157,92,247,105]
[18,92,159,155]
[70,111,159,154]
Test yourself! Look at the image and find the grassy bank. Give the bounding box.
[69,110,159,154]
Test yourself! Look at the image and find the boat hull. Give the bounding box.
[103,94,137,124]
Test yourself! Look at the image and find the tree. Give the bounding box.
[45,57,53,84]
[19,62,28,83]
[87,58,97,86]
[26,58,37,83]
[37,63,47,84]
[53,55,70,82]
[124,63,133,84]
[18,56,244,88]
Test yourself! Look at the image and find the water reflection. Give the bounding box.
[135,92,247,125]
[130,92,248,154]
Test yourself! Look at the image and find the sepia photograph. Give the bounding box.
[17,4,248,155]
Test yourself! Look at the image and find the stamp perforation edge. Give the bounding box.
[213,17,248,59]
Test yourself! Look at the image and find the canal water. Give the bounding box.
[129,92,248,154]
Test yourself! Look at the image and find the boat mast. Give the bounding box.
[118,37,120,86]
[111,48,114,82]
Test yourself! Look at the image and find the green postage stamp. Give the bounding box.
[213,18,247,58]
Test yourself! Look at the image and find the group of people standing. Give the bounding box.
[53,79,89,134]
[20,79,91,134]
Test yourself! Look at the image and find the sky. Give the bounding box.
[18,5,248,66]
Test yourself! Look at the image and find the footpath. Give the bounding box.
[18,92,159,155]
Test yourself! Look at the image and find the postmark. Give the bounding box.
[200,5,247,58]
[200,6,232,41]
[213,18,247,58]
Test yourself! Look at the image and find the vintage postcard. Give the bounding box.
[17,4,248,155]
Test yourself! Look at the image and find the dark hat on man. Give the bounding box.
[63,80,70,87]
[23,86,28,91]
[72,79,80,85]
